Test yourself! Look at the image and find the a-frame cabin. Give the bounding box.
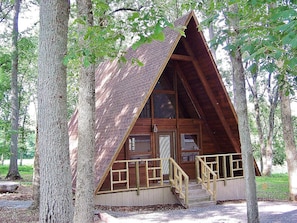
[69,11,259,208]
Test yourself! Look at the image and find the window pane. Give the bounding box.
[181,134,199,150]
[154,68,174,90]
[153,94,176,118]
[182,152,199,162]
[129,135,151,153]
[139,98,151,118]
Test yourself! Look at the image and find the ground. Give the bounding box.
[0,184,182,222]
[0,183,296,223]
[0,184,39,223]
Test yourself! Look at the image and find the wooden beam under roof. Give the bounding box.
[171,54,193,61]
[174,61,221,150]
[181,38,241,152]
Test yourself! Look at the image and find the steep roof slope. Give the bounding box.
[69,11,243,191]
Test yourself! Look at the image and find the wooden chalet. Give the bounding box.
[69,11,259,208]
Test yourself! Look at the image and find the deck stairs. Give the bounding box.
[173,181,216,208]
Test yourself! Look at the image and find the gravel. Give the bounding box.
[96,201,297,223]
[0,200,296,222]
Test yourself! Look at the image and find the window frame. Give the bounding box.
[180,133,200,163]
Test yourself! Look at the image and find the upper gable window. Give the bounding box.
[153,93,176,118]
[139,98,151,118]
[154,67,174,91]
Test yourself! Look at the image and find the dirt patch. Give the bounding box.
[0,183,36,223]
[0,184,33,201]
[96,203,184,213]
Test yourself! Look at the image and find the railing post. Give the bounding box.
[169,158,172,182]
[223,155,227,186]
[110,167,113,191]
[230,154,234,178]
[195,156,200,183]
[136,161,140,195]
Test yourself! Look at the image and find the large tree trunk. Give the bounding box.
[228,4,259,223]
[6,0,21,180]
[230,48,259,223]
[38,1,73,222]
[280,88,297,201]
[73,0,95,222]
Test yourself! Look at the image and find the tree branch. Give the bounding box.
[110,6,143,15]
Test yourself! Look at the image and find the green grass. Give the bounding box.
[256,173,289,201]
[0,164,33,184]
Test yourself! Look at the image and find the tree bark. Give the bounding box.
[228,4,259,223]
[29,126,40,210]
[6,0,21,180]
[38,0,73,222]
[73,0,95,222]
[280,87,297,201]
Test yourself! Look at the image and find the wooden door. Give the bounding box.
[156,131,176,178]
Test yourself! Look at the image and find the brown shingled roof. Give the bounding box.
[69,11,252,192]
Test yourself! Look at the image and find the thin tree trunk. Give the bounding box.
[280,87,297,201]
[263,76,278,176]
[38,1,73,222]
[29,126,40,210]
[248,72,266,173]
[73,0,95,222]
[6,0,21,180]
[228,4,259,223]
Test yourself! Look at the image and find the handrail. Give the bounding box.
[169,158,189,208]
[195,156,217,201]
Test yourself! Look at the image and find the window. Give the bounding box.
[139,99,151,118]
[153,93,176,118]
[128,135,152,160]
[180,134,199,162]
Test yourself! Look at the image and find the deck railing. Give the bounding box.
[196,153,243,182]
[100,157,189,203]
[169,158,189,207]
[100,158,167,194]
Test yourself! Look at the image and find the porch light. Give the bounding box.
[152,124,158,133]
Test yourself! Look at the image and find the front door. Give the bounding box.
[156,131,175,178]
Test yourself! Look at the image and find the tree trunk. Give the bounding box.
[73,0,95,222]
[228,4,259,223]
[280,88,297,201]
[29,126,40,210]
[6,0,21,180]
[248,72,266,173]
[38,1,73,222]
[263,77,278,176]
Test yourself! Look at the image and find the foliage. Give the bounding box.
[193,0,297,171]
[66,0,176,117]
[0,7,38,160]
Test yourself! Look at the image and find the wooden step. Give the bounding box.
[173,181,215,208]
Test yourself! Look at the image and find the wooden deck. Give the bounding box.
[96,153,245,208]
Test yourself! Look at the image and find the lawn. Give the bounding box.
[0,164,33,184]
[256,173,290,201]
